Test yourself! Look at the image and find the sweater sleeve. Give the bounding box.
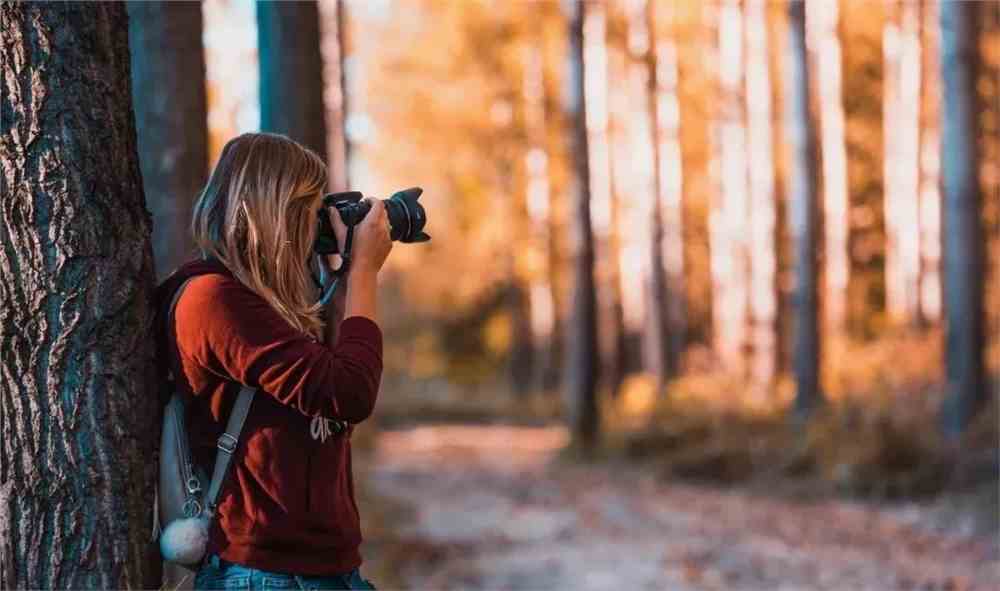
[175,274,382,423]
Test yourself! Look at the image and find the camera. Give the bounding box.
[314,187,430,255]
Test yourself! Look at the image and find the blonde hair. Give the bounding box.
[191,132,327,337]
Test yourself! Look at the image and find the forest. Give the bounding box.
[1,0,998,589]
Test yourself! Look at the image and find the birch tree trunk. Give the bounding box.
[744,0,779,387]
[939,0,986,437]
[1,3,160,588]
[562,0,600,453]
[712,0,751,376]
[917,0,942,324]
[806,0,850,343]
[128,1,208,281]
[257,0,327,161]
[319,0,350,192]
[583,2,626,395]
[786,0,822,416]
[649,1,687,381]
[624,0,674,387]
[883,0,923,324]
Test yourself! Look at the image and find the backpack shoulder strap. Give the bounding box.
[205,385,254,516]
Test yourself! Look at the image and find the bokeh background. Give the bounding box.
[133,0,999,588]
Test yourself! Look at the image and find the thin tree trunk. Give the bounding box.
[128,1,208,281]
[319,0,350,192]
[786,0,822,417]
[583,2,625,396]
[625,0,674,388]
[563,0,599,453]
[650,1,687,380]
[1,3,159,588]
[744,0,779,387]
[939,0,986,437]
[917,0,942,324]
[257,0,327,161]
[807,0,850,344]
[883,0,923,324]
[712,0,751,376]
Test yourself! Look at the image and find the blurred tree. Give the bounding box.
[562,0,600,453]
[806,0,850,346]
[583,1,626,396]
[710,0,751,376]
[786,0,822,417]
[319,0,350,191]
[1,3,159,588]
[257,0,327,161]
[883,0,924,325]
[917,0,942,325]
[939,0,986,437]
[128,1,208,280]
[632,0,686,388]
[744,0,779,387]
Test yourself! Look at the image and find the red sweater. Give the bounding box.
[155,258,382,575]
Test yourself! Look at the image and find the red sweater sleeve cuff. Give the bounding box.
[337,316,383,350]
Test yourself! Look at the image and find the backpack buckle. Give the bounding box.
[217,432,238,454]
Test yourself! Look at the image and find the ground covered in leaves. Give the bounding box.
[359,424,998,591]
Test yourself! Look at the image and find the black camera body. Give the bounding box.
[314,187,430,255]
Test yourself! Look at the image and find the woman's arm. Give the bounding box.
[177,273,382,423]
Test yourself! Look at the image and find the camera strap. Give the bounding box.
[316,222,356,307]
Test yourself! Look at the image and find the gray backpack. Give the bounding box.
[153,277,256,588]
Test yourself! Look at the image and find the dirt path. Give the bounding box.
[366,424,998,590]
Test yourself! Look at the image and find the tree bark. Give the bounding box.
[1,3,159,588]
[128,1,208,281]
[582,1,625,396]
[257,0,328,161]
[786,0,822,417]
[562,0,599,453]
[938,0,986,437]
[711,0,751,376]
[883,0,923,324]
[806,0,850,344]
[917,0,942,324]
[744,0,779,387]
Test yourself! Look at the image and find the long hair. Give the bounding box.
[191,132,327,337]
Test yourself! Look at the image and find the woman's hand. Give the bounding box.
[351,199,393,273]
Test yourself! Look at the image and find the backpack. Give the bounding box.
[152,276,257,587]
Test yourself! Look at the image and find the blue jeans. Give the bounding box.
[194,554,375,590]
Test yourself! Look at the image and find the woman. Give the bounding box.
[156,132,390,590]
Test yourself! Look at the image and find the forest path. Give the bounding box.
[365,424,998,590]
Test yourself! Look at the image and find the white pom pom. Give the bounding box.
[159,516,210,565]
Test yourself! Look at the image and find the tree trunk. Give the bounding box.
[1,3,160,588]
[562,0,599,454]
[744,0,779,387]
[257,0,327,161]
[319,0,350,192]
[624,0,674,388]
[654,32,687,382]
[939,0,986,437]
[582,1,625,396]
[883,0,923,324]
[128,1,208,281]
[711,0,751,376]
[806,0,850,345]
[917,0,942,324]
[786,0,822,417]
